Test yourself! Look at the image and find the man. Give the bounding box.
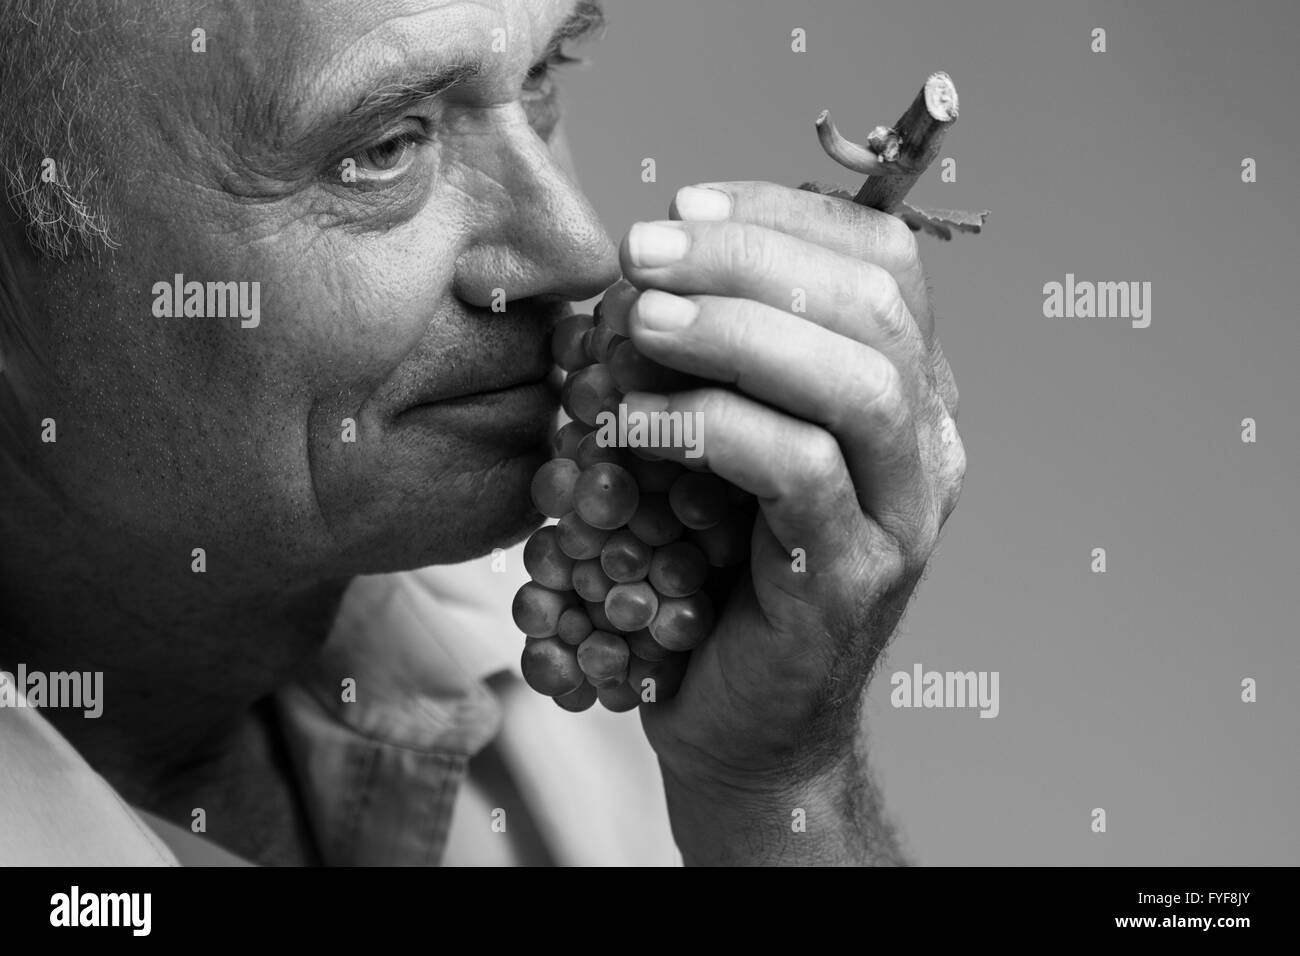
[0,0,965,866]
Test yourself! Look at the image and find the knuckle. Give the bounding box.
[860,356,907,432]
[872,532,909,585]
[931,339,960,421]
[878,213,920,271]
[914,502,943,563]
[802,431,844,488]
[912,508,940,557]
[847,264,910,344]
[724,297,759,345]
[945,376,961,422]
[718,222,767,276]
[705,298,752,369]
[884,497,940,576]
[878,282,914,344]
[694,387,735,434]
[779,428,842,500]
[940,427,967,518]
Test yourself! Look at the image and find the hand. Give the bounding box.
[609,181,966,864]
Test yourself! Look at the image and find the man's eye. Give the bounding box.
[523,48,584,96]
[340,129,428,183]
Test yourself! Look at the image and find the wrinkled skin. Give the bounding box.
[0,0,965,865]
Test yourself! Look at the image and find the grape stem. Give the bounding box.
[814,111,901,176]
[816,71,959,214]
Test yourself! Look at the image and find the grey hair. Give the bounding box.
[0,0,119,260]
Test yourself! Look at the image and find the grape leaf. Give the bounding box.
[797,182,989,241]
[797,180,857,201]
[896,203,990,241]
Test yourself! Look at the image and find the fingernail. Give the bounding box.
[634,289,698,332]
[674,185,731,222]
[627,222,690,268]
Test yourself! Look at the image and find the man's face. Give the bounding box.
[20,0,618,585]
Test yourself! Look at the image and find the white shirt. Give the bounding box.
[0,546,681,866]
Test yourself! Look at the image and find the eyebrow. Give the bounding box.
[345,0,606,125]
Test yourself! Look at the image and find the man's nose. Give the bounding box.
[452,106,621,308]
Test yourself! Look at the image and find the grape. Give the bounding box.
[648,540,709,598]
[576,630,630,689]
[576,430,624,470]
[648,591,714,651]
[629,652,688,702]
[551,420,589,461]
[556,511,611,560]
[571,558,615,603]
[520,283,763,715]
[530,459,580,518]
[592,278,640,336]
[627,494,684,547]
[552,313,595,372]
[584,599,617,632]
[599,529,652,583]
[596,681,642,713]
[521,637,585,696]
[608,340,665,392]
[689,508,753,568]
[668,472,728,530]
[572,462,640,530]
[553,680,598,713]
[607,339,693,394]
[522,525,575,590]
[511,582,577,637]
[624,627,670,662]
[604,581,659,632]
[583,325,626,365]
[556,606,594,647]
[625,455,686,495]
[607,339,650,392]
[561,364,621,428]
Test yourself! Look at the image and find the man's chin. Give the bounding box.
[333,450,548,576]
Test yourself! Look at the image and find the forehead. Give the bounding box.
[135,0,582,143]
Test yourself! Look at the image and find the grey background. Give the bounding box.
[560,0,1300,864]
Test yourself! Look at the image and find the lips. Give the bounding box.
[403,351,552,409]
[435,367,553,405]
[395,305,568,412]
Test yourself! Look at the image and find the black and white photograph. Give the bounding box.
[0,0,1293,925]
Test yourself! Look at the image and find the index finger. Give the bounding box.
[668,181,933,343]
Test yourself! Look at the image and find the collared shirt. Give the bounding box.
[0,546,682,866]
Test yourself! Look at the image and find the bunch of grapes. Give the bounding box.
[512,282,756,713]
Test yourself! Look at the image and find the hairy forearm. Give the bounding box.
[663,741,910,867]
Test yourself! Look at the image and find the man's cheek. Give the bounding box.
[33,266,322,549]
[39,364,310,550]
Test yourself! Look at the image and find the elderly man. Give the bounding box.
[0,0,964,866]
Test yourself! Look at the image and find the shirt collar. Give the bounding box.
[289,551,525,752]
[399,553,523,685]
[269,550,531,864]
